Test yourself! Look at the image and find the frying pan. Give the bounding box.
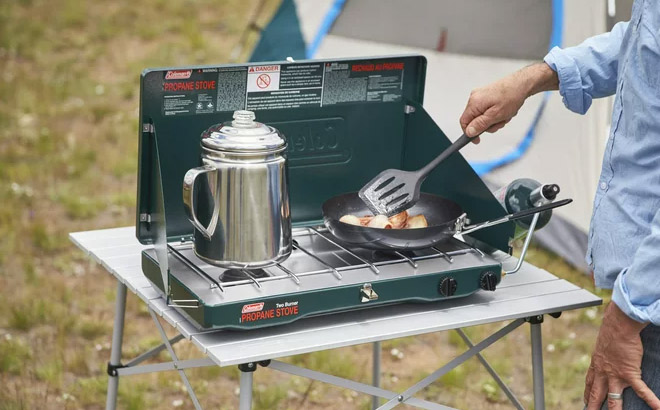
[322,192,572,251]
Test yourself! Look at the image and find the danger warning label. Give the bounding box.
[247,65,280,92]
[246,64,324,111]
[160,59,406,115]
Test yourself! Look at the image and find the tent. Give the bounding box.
[247,0,620,272]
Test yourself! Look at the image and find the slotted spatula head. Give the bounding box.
[358,169,422,216]
[358,133,476,217]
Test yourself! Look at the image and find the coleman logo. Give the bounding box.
[241,302,264,313]
[165,70,192,80]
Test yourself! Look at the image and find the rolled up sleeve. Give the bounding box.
[612,207,660,325]
[543,21,629,114]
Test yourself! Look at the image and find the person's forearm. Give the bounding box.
[459,62,559,138]
[517,62,559,98]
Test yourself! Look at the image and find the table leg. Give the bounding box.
[530,319,545,410]
[372,341,381,410]
[239,368,254,410]
[106,282,127,410]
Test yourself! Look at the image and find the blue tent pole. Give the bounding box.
[306,0,346,59]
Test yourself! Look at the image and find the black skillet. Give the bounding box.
[322,192,572,251]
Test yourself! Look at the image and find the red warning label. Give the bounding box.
[351,62,405,72]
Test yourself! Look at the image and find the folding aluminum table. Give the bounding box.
[70,226,601,410]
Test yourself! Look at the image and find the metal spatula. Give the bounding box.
[359,133,477,216]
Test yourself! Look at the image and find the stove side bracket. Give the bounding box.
[401,101,515,254]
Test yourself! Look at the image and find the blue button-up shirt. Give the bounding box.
[543,0,660,325]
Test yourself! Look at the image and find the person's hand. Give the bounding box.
[584,302,660,410]
[459,63,558,144]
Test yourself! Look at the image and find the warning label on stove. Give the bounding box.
[240,300,300,323]
[322,61,404,106]
[247,65,281,92]
[162,69,219,116]
[246,64,323,111]
[160,59,405,115]
[280,64,323,89]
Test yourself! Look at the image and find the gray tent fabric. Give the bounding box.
[331,0,552,59]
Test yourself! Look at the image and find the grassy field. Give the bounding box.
[0,1,610,409]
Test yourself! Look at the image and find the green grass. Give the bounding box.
[0,397,26,410]
[254,384,287,410]
[119,382,152,410]
[480,379,502,402]
[35,359,63,385]
[29,223,65,253]
[72,376,107,406]
[76,320,109,340]
[8,299,52,330]
[0,338,32,374]
[289,349,360,381]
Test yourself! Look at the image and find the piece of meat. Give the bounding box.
[359,216,374,226]
[405,214,428,229]
[339,212,426,230]
[388,211,409,229]
[367,214,393,229]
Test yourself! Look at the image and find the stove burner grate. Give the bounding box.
[167,229,484,291]
[371,250,417,263]
[220,268,269,282]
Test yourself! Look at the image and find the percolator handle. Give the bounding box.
[182,165,218,240]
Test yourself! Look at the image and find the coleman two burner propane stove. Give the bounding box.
[136,55,555,330]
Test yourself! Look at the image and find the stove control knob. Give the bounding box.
[479,271,498,291]
[439,277,458,297]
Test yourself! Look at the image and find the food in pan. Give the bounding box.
[388,211,409,229]
[367,215,393,229]
[404,214,428,229]
[339,215,362,226]
[339,210,429,229]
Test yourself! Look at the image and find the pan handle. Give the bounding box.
[460,198,573,235]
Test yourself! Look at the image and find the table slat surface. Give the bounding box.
[70,228,601,367]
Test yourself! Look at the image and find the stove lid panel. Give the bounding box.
[135,55,427,244]
[135,54,515,254]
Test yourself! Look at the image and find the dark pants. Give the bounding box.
[598,325,660,409]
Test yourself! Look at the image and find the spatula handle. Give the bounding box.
[417,133,477,178]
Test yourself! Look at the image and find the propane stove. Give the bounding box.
[141,229,504,329]
[136,55,525,330]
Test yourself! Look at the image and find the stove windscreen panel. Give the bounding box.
[135,55,427,244]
